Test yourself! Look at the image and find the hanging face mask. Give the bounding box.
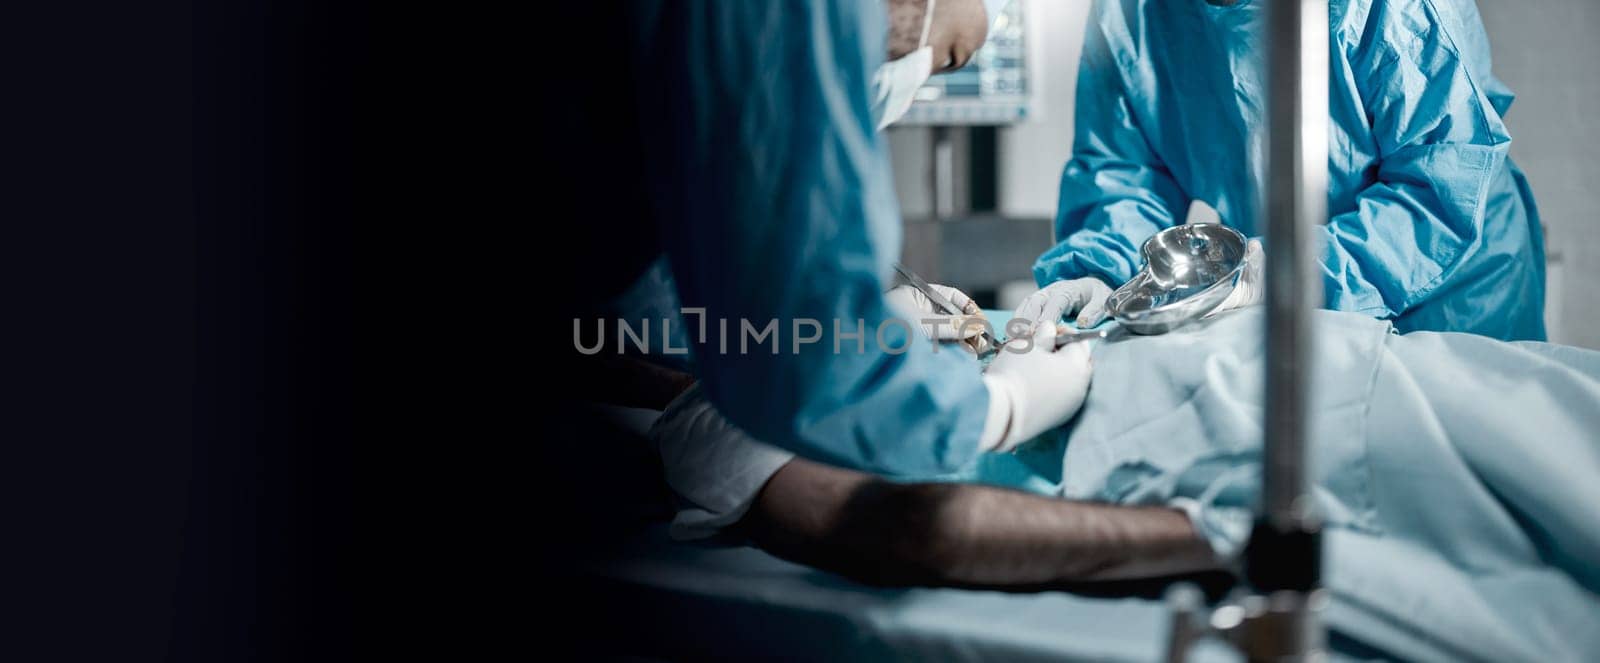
[870,0,938,130]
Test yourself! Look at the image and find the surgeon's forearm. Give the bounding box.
[741,459,1217,587]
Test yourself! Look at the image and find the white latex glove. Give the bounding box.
[978,323,1095,453]
[885,283,992,352]
[1208,239,1264,317]
[1012,277,1114,335]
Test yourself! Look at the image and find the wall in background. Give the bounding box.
[995,1,1090,219]
[1477,0,1600,348]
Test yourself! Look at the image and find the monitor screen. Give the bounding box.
[896,0,1029,126]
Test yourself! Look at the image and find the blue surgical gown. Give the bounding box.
[1033,0,1546,341]
[620,1,989,474]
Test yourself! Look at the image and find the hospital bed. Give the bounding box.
[586,523,1247,663]
[575,320,1600,661]
[580,405,1244,662]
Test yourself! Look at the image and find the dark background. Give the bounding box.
[6,1,609,658]
[7,1,359,659]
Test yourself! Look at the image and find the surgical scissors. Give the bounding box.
[891,263,1002,359]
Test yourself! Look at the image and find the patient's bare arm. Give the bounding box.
[738,457,1218,586]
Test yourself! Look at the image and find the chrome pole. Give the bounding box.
[1248,0,1328,659]
[1164,3,1329,660]
[1262,0,1327,536]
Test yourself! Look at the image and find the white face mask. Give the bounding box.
[870,0,938,130]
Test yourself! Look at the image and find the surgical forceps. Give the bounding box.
[891,263,1003,359]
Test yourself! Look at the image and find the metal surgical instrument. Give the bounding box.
[891,263,1002,359]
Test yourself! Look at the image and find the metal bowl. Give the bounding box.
[1106,224,1248,334]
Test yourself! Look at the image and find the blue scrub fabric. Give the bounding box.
[625,1,989,475]
[1034,0,1545,341]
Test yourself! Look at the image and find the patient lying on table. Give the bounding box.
[647,308,1600,661]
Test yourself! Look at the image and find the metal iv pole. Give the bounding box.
[1165,0,1328,660]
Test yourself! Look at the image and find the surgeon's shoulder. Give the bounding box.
[1333,0,1480,57]
[1078,0,1152,75]
[1085,0,1148,46]
[1329,0,1399,61]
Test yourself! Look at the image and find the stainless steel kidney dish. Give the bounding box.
[1105,224,1249,335]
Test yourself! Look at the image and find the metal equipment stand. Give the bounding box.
[929,125,960,222]
[1165,1,1330,660]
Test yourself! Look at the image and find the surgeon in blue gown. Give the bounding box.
[1018,0,1545,341]
[580,0,1088,476]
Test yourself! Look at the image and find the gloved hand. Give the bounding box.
[885,283,993,354]
[1012,277,1114,335]
[978,323,1094,453]
[1207,239,1264,317]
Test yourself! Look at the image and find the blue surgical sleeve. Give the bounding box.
[636,0,989,475]
[1318,1,1512,318]
[1031,13,1188,289]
